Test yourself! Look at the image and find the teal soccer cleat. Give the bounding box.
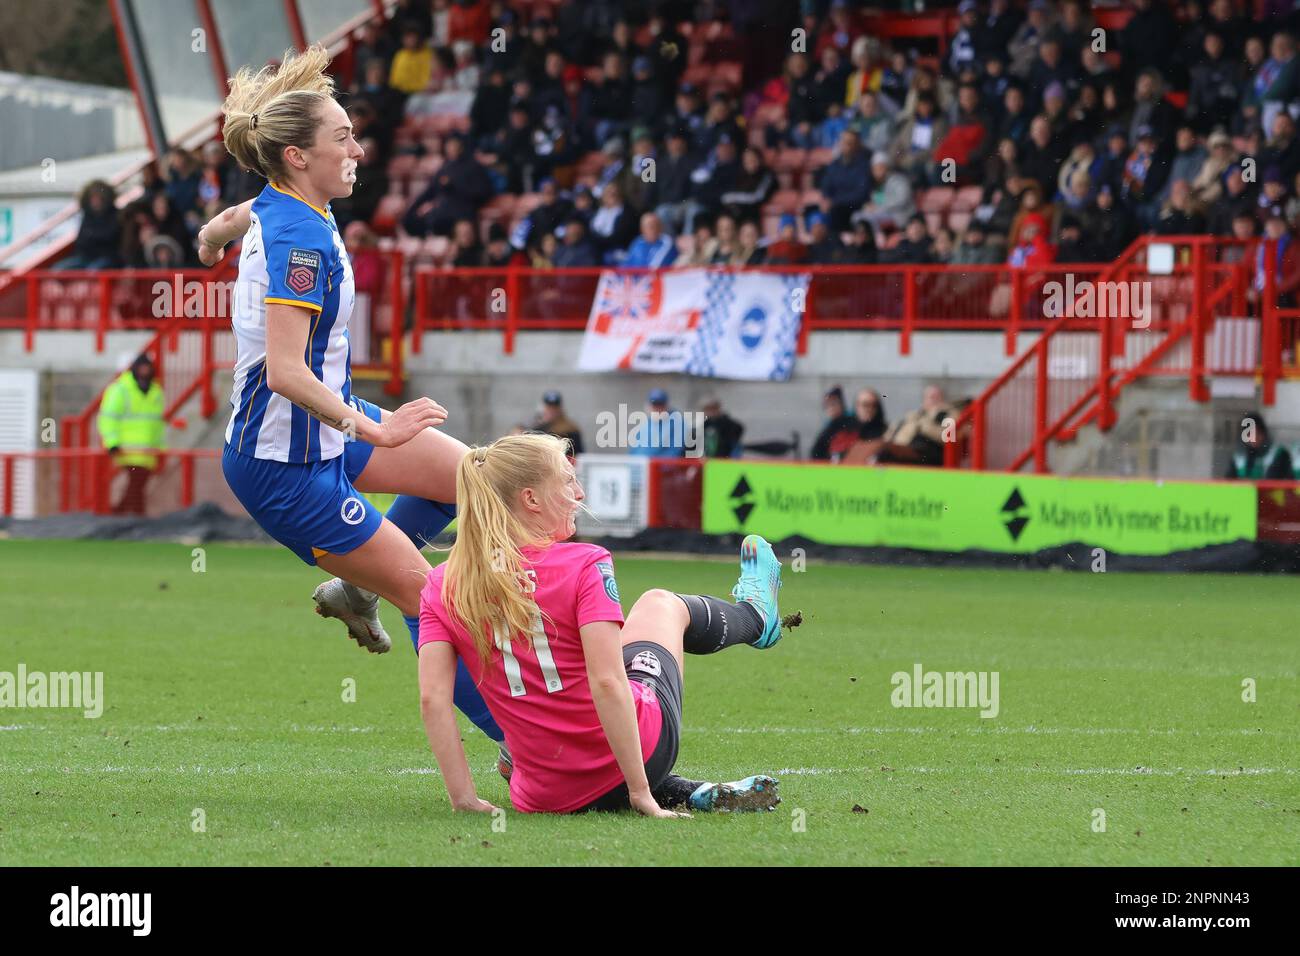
[688,775,781,812]
[731,534,783,648]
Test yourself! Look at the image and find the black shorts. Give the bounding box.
[574,641,684,813]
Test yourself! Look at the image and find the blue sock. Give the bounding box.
[386,496,455,550]
[404,614,503,742]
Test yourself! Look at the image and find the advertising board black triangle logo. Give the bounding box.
[999,487,1030,541]
[730,475,755,526]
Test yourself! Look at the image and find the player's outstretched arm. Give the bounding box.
[264,301,445,445]
[580,621,687,819]
[196,199,254,266]
[418,643,496,813]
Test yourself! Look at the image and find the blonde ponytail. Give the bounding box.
[443,433,573,665]
[221,45,335,181]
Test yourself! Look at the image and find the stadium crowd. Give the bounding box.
[515,380,963,466]
[58,0,1300,294]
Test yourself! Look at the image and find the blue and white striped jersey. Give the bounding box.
[224,182,356,462]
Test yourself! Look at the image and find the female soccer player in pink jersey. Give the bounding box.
[416,433,788,816]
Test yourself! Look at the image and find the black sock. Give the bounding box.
[675,593,764,654]
[653,774,705,808]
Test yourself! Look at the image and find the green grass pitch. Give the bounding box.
[1,539,1296,866]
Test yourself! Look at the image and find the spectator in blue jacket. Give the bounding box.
[623,212,678,269]
[629,388,689,457]
[818,129,873,230]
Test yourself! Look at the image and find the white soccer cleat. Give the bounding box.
[312,578,392,654]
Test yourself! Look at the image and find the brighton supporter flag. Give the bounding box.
[577,269,809,380]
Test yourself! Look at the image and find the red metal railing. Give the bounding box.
[944,235,1267,473]
[0,262,237,351]
[10,246,1293,490]
[53,251,403,512]
[0,447,226,517]
[409,263,1126,357]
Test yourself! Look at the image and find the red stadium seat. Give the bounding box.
[919,186,955,213]
[752,102,785,128]
[806,147,834,171]
[682,64,714,87]
[387,154,418,181]
[800,188,826,210]
[952,186,983,212]
[766,189,800,213]
[373,195,407,235]
[947,211,972,234]
[772,148,807,173]
[513,192,544,217]
[415,154,444,178]
[716,62,743,87]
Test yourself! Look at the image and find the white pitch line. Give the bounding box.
[4,723,1290,740]
[691,726,1293,737]
[17,765,1294,778]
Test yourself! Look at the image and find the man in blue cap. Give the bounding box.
[630,388,688,458]
[806,210,842,264]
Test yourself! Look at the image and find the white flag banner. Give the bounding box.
[576,268,808,380]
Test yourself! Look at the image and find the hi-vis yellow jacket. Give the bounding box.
[97,370,165,469]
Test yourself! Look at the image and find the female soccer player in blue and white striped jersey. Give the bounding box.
[196,46,502,748]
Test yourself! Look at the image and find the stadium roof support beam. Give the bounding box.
[108,0,165,158]
[194,0,232,100]
[283,0,308,51]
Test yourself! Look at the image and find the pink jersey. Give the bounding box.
[418,542,663,813]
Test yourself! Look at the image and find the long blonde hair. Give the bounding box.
[443,433,574,665]
[221,45,335,182]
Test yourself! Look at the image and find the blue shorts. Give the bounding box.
[223,397,386,566]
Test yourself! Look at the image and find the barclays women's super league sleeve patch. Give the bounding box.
[285,248,322,294]
[595,561,620,603]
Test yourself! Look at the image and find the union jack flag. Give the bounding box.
[595,273,659,323]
